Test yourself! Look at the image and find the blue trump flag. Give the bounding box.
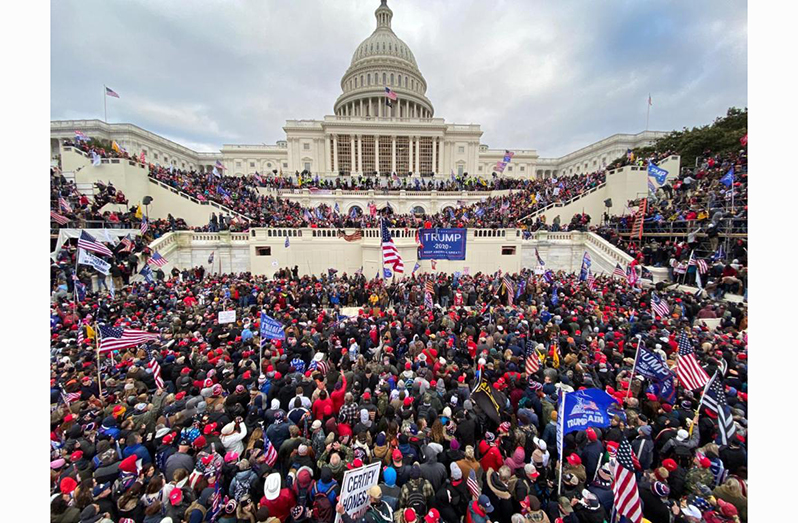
[259,312,285,344]
[383,267,393,278]
[559,389,624,435]
[635,347,677,403]
[720,167,735,188]
[647,162,669,185]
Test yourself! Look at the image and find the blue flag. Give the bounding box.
[260,312,285,343]
[647,162,669,185]
[334,202,340,213]
[140,264,153,283]
[74,280,86,302]
[551,286,559,305]
[560,389,625,435]
[412,262,421,274]
[285,236,290,248]
[543,270,555,284]
[383,267,393,278]
[720,167,734,188]
[635,347,677,403]
[579,252,591,281]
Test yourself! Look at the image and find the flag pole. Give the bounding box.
[557,387,565,497]
[95,322,104,398]
[626,336,643,398]
[103,85,107,123]
[645,93,651,131]
[690,370,715,437]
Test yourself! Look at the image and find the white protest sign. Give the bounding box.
[534,265,545,275]
[218,310,236,324]
[335,461,381,523]
[78,248,111,275]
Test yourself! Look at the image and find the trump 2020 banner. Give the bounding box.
[560,389,624,435]
[418,228,467,260]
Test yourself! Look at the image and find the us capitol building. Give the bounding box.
[51,0,665,180]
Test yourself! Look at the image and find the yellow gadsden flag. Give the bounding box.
[135,205,143,219]
[111,140,121,153]
[86,324,95,340]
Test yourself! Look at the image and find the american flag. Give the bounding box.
[51,210,70,225]
[148,251,168,267]
[207,481,223,522]
[74,130,88,141]
[688,253,708,275]
[59,196,72,213]
[78,230,113,257]
[431,259,437,271]
[215,160,226,170]
[525,339,539,376]
[338,230,363,242]
[626,265,639,286]
[148,355,165,390]
[676,332,710,391]
[467,468,481,499]
[611,438,643,523]
[651,292,670,319]
[385,87,398,101]
[98,324,160,353]
[502,275,514,306]
[105,86,120,98]
[140,216,149,235]
[613,263,626,278]
[380,219,404,274]
[587,271,597,291]
[119,235,134,253]
[262,431,278,467]
[424,280,434,309]
[701,372,736,445]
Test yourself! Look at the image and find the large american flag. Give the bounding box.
[688,253,709,275]
[263,431,278,466]
[78,230,113,257]
[651,292,670,319]
[98,325,160,352]
[51,210,70,225]
[701,372,736,444]
[140,216,149,235]
[467,468,481,499]
[380,220,404,274]
[587,271,597,291]
[119,235,134,253]
[148,354,165,390]
[612,438,643,523]
[613,263,626,278]
[105,86,120,98]
[676,332,710,391]
[525,339,540,376]
[147,251,168,267]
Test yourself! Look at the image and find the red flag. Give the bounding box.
[740,134,747,146]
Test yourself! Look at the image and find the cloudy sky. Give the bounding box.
[51,0,747,157]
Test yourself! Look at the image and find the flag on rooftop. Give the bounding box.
[98,324,160,353]
[385,87,398,101]
[78,230,113,257]
[105,86,120,98]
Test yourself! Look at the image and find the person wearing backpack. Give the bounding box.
[398,466,434,519]
[309,467,339,523]
[229,459,258,502]
[293,468,315,511]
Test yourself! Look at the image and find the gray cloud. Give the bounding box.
[51,0,747,157]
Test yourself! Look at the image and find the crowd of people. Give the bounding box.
[50,255,748,523]
[256,173,535,193]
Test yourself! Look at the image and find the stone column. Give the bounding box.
[410,136,413,174]
[359,99,363,117]
[431,137,437,175]
[375,135,380,175]
[359,135,365,174]
[391,136,397,174]
[350,135,356,174]
[324,136,331,174]
[417,137,421,173]
[332,135,339,173]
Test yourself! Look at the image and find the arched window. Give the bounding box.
[360,75,364,87]
[412,206,426,215]
[405,77,408,88]
[398,74,401,87]
[383,73,386,84]
[368,74,371,85]
[390,73,394,85]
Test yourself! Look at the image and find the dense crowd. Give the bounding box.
[148,165,606,230]
[257,174,535,193]
[50,259,748,523]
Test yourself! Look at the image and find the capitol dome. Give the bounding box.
[334,0,434,119]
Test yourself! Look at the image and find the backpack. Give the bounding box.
[232,474,254,502]
[311,481,335,523]
[295,484,312,509]
[404,480,427,517]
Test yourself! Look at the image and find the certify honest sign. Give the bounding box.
[335,461,381,523]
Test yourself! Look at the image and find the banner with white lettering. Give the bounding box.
[418,228,467,260]
[335,461,382,523]
[78,248,111,275]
